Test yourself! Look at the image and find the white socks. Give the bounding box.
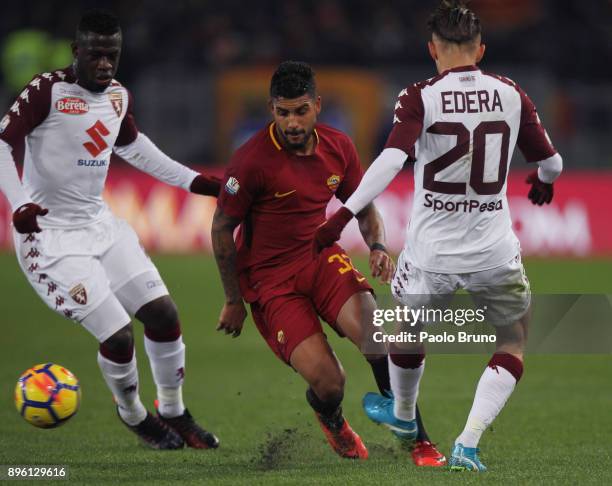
[456,365,517,448]
[144,336,186,418]
[389,355,425,422]
[97,352,147,426]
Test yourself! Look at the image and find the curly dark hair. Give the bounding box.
[270,61,316,99]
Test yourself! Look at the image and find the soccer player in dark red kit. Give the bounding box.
[212,61,444,464]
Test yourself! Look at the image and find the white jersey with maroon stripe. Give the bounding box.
[386,65,558,273]
[0,67,138,228]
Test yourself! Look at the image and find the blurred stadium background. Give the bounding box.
[1,1,611,483]
[1,0,611,256]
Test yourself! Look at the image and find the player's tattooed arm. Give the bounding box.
[211,207,247,337]
[355,203,385,249]
[356,203,395,284]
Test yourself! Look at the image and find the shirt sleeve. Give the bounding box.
[217,152,264,220]
[0,74,52,149]
[0,140,31,210]
[113,133,199,190]
[335,136,365,203]
[517,88,557,163]
[0,75,52,210]
[384,84,424,155]
[115,89,139,147]
[344,148,407,215]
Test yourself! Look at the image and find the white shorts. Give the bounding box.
[14,215,169,342]
[391,251,531,327]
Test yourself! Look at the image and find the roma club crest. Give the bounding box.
[108,92,123,117]
[326,174,341,192]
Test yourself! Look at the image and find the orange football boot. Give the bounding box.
[315,413,368,459]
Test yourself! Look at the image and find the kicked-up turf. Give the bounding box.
[0,253,611,484]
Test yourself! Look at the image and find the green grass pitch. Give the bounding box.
[1,253,611,484]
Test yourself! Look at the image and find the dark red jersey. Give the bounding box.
[217,122,363,301]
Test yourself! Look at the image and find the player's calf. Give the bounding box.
[137,295,220,448]
[454,352,523,452]
[97,324,148,427]
[388,346,425,424]
[138,296,187,418]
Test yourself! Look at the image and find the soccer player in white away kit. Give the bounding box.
[314,0,563,471]
[0,10,221,449]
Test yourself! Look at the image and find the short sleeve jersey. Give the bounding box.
[385,65,557,273]
[217,122,363,299]
[0,67,138,228]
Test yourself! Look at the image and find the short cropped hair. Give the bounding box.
[77,9,121,37]
[270,61,316,99]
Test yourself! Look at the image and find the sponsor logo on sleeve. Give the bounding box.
[146,279,164,289]
[225,177,240,195]
[56,97,89,115]
[108,92,123,117]
[326,174,341,192]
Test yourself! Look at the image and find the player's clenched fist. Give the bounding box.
[190,173,222,197]
[525,171,553,205]
[369,246,395,284]
[216,301,247,338]
[314,207,354,251]
[12,203,49,234]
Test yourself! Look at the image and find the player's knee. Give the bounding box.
[137,295,179,331]
[100,324,134,363]
[495,319,527,354]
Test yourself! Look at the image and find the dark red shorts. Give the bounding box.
[249,244,373,364]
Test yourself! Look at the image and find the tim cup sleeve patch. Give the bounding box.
[217,158,263,220]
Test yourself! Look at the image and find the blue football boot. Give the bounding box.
[449,442,487,472]
[362,392,417,444]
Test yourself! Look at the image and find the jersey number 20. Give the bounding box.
[424,121,510,195]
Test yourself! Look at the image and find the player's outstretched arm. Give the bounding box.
[355,203,395,284]
[314,148,407,250]
[0,140,48,233]
[114,133,221,196]
[211,207,247,337]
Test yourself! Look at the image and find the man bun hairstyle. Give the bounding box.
[77,8,121,36]
[270,61,316,99]
[428,0,481,44]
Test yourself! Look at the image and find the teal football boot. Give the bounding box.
[362,392,417,444]
[449,442,487,472]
